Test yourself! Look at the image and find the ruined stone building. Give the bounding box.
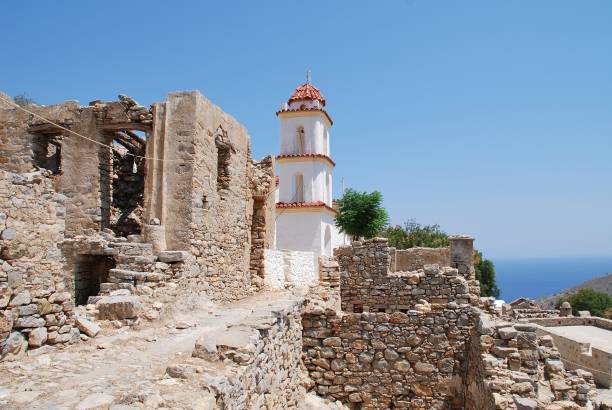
[0,89,608,409]
[0,90,275,350]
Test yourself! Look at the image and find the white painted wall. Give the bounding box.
[288,100,321,110]
[321,213,350,255]
[276,210,348,257]
[264,249,317,289]
[277,160,333,205]
[279,114,329,156]
[274,89,343,257]
[276,211,323,254]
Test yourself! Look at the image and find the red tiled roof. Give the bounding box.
[288,83,326,106]
[275,153,335,167]
[276,201,338,214]
[275,107,333,125]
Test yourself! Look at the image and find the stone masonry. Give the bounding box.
[302,239,600,409]
[0,90,276,360]
[0,90,604,410]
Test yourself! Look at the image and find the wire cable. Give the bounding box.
[0,94,184,163]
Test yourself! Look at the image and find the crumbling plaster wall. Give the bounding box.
[0,97,156,357]
[248,156,276,287]
[0,90,276,360]
[0,97,152,238]
[144,91,272,301]
[393,247,450,272]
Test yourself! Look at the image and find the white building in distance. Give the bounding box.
[274,80,347,257]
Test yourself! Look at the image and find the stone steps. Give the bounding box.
[156,250,190,263]
[114,254,158,265]
[108,242,155,257]
[108,268,171,284]
[99,282,135,294]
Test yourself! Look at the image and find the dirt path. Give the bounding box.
[0,291,297,409]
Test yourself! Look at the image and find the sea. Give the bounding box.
[494,256,612,302]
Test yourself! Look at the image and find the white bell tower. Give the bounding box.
[274,76,345,257]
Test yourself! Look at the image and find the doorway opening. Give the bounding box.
[74,255,116,305]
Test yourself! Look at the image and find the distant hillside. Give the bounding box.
[537,273,612,309]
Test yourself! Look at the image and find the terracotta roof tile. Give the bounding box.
[276,201,338,214]
[288,83,326,106]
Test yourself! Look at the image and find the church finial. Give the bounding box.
[306,69,311,84]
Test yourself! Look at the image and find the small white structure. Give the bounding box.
[263,249,316,289]
[274,79,347,257]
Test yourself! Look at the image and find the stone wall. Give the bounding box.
[528,317,612,387]
[304,239,483,409]
[318,256,340,290]
[1,91,277,306]
[0,90,278,358]
[264,249,316,289]
[0,170,79,360]
[463,312,597,409]
[393,247,449,272]
[511,309,561,320]
[146,91,273,301]
[304,237,597,409]
[110,150,145,237]
[189,295,305,409]
[302,297,477,409]
[248,156,276,288]
[0,96,153,238]
[336,239,481,313]
[389,236,475,280]
[528,316,612,331]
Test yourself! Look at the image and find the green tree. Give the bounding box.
[474,251,500,299]
[335,189,389,240]
[382,220,500,298]
[382,219,449,249]
[556,288,612,318]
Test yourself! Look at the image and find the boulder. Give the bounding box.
[491,345,518,358]
[394,360,411,373]
[514,397,538,410]
[14,316,46,328]
[49,292,71,303]
[414,362,435,375]
[97,296,141,320]
[75,316,101,337]
[192,333,218,360]
[511,382,534,395]
[1,331,27,358]
[28,327,48,347]
[9,290,31,307]
[498,326,517,339]
[166,364,196,379]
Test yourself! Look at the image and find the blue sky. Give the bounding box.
[2,1,611,259]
